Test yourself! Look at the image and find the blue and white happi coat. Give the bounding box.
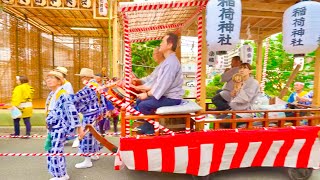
[46,88,80,178]
[73,80,104,154]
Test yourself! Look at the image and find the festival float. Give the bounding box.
[79,1,320,180]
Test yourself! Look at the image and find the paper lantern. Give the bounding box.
[50,0,62,7]
[206,0,242,52]
[283,1,320,55]
[99,0,108,16]
[240,44,253,64]
[2,0,14,5]
[19,0,31,5]
[81,0,92,8]
[34,0,46,6]
[66,0,76,8]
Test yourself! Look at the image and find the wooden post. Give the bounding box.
[278,64,301,99]
[112,1,120,78]
[176,42,182,61]
[155,118,160,136]
[313,47,320,125]
[199,11,207,112]
[120,107,126,137]
[108,0,113,78]
[195,11,207,131]
[255,39,263,83]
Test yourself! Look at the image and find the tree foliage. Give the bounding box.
[206,33,316,99]
[206,75,224,98]
[131,40,161,78]
[264,34,315,97]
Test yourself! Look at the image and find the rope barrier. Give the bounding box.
[0,132,121,139]
[0,152,117,157]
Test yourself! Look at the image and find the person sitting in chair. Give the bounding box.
[285,82,309,117]
[131,33,184,134]
[287,82,308,105]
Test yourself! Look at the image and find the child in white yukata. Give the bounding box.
[45,70,83,180]
[73,68,106,168]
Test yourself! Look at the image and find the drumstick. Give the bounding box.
[128,90,138,96]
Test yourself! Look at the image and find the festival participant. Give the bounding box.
[285,82,309,117]
[211,56,242,110]
[73,68,103,168]
[287,82,308,105]
[45,70,83,180]
[94,73,114,136]
[55,67,74,94]
[130,47,165,92]
[219,63,260,127]
[10,76,34,138]
[55,67,79,146]
[229,63,260,114]
[131,33,184,134]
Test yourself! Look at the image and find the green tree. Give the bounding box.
[206,75,224,98]
[131,40,161,78]
[260,33,315,97]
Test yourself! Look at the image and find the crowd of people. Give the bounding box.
[7,31,316,180]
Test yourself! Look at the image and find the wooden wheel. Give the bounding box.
[288,168,313,180]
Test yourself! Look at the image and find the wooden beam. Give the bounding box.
[240,33,261,40]
[196,11,207,131]
[279,64,301,99]
[313,47,320,125]
[175,6,204,35]
[112,1,120,78]
[242,1,294,13]
[264,19,281,28]
[2,4,92,11]
[262,27,282,38]
[27,17,99,21]
[242,10,283,19]
[4,7,52,34]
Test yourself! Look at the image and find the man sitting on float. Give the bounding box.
[285,82,308,117]
[130,33,184,135]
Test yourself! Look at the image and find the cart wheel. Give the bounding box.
[192,175,211,180]
[288,168,313,180]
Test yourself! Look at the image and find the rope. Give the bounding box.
[120,1,208,12]
[83,81,174,135]
[0,153,117,157]
[0,133,120,139]
[260,37,270,93]
[196,14,202,101]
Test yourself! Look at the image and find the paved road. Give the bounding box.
[1,134,320,180]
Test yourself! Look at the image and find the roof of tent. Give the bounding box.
[2,0,320,38]
[118,0,207,42]
[118,0,320,42]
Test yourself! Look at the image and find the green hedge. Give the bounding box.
[0,109,46,126]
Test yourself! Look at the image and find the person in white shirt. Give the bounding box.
[55,66,78,147]
[55,66,74,94]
